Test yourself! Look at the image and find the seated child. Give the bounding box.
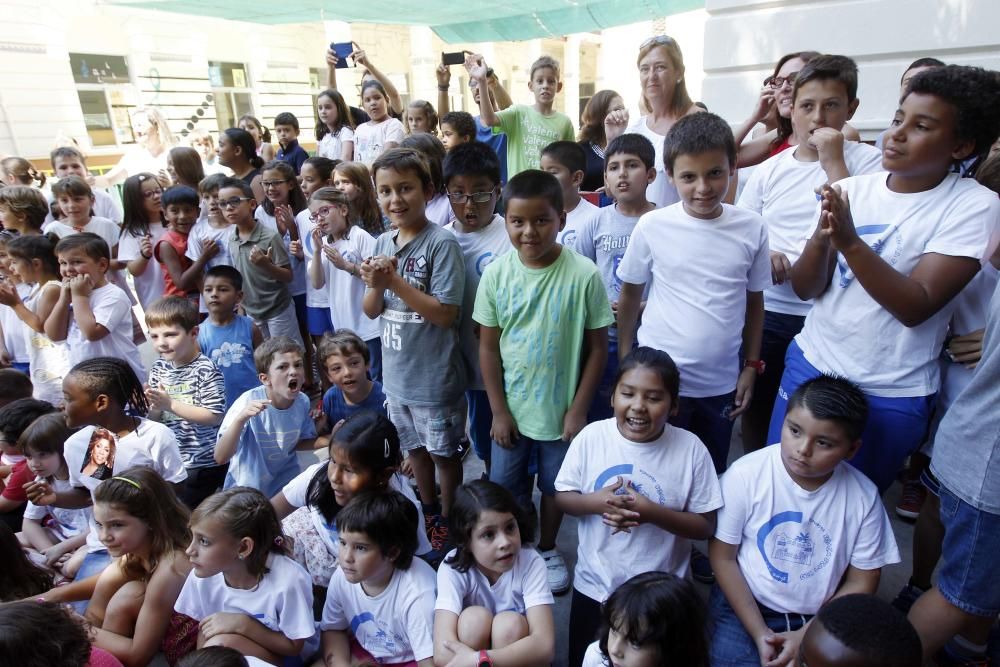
[316,331,387,442]
[798,594,922,667]
[215,337,317,498]
[709,375,900,666]
[0,599,124,667]
[274,112,310,175]
[319,491,437,667]
[0,398,56,532]
[439,111,477,153]
[541,140,601,247]
[155,185,202,301]
[1,520,52,602]
[0,231,31,375]
[178,487,316,664]
[433,480,555,667]
[48,146,123,223]
[145,297,227,509]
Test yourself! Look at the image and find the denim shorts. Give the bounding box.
[709,585,812,667]
[490,434,570,503]
[387,397,467,457]
[936,481,1000,617]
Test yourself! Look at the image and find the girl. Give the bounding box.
[333,161,386,236]
[0,185,49,235]
[218,128,265,203]
[353,80,404,165]
[433,480,555,667]
[577,90,624,192]
[0,231,31,374]
[306,187,382,377]
[238,114,275,162]
[270,411,429,587]
[316,88,355,162]
[0,600,124,667]
[297,157,338,348]
[581,572,710,667]
[0,234,71,404]
[178,487,316,664]
[0,156,46,188]
[169,146,207,189]
[554,346,723,667]
[405,99,438,136]
[116,173,167,309]
[399,133,451,226]
[0,521,52,600]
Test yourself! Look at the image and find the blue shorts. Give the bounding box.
[709,585,812,667]
[10,361,29,375]
[936,481,1000,617]
[490,434,570,503]
[70,549,112,613]
[767,340,934,493]
[306,306,333,336]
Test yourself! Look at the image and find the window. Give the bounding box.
[209,61,253,131]
[69,53,136,148]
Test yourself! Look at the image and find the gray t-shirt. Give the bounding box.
[228,223,292,321]
[373,223,468,406]
[931,278,1000,514]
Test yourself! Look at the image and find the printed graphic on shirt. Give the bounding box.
[756,510,833,584]
[593,463,666,505]
[837,224,904,288]
[476,251,499,277]
[350,612,409,656]
[211,341,252,369]
[382,253,432,344]
[80,428,116,480]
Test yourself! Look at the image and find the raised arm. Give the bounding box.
[353,47,402,116]
[436,64,451,116]
[467,55,500,128]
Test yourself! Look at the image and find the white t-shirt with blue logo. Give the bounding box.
[715,446,899,615]
[435,547,553,617]
[559,197,600,247]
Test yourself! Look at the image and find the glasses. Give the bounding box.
[447,191,495,204]
[142,188,162,199]
[765,72,799,89]
[219,197,254,209]
[639,35,676,50]
[261,179,290,188]
[309,205,340,221]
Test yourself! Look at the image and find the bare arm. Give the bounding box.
[489,74,513,111]
[270,491,296,521]
[320,628,352,667]
[436,64,451,116]
[737,131,780,169]
[467,56,500,127]
[563,327,608,440]
[354,48,402,116]
[45,284,72,342]
[71,291,110,341]
[731,290,764,419]
[616,281,644,361]
[478,324,517,447]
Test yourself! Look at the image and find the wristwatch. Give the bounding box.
[478,650,494,666]
[744,359,766,375]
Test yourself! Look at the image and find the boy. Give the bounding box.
[320,491,436,667]
[875,57,945,151]
[571,135,656,419]
[439,111,477,153]
[473,170,613,594]
[316,329,387,446]
[541,140,602,247]
[798,594,922,667]
[198,265,264,408]
[360,148,467,549]
[46,177,120,256]
[187,173,234,271]
[47,233,145,379]
[221,178,301,344]
[737,55,883,453]
[469,54,574,177]
[437,63,511,183]
[442,142,512,470]
[617,112,769,474]
[215,336,316,498]
[0,398,54,531]
[155,185,202,301]
[48,146,122,224]
[709,375,900,666]
[274,112,309,175]
[144,296,227,509]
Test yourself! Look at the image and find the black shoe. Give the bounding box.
[690,546,715,584]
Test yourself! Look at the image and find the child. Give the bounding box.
[46,233,146,379]
[473,169,613,594]
[220,178,300,343]
[405,99,438,136]
[0,184,48,235]
[541,140,602,247]
[442,142,512,469]
[156,185,202,301]
[186,173,234,278]
[215,336,316,498]
[198,266,264,408]
[0,399,57,532]
[178,486,316,664]
[273,112,309,175]
[319,491,437,667]
[169,146,207,189]
[315,330,386,437]
[580,572,710,667]
[316,89,356,161]
[188,129,227,174]
[46,177,121,256]
[469,54,574,177]
[798,594,922,667]
[116,173,167,309]
[218,128,266,203]
[307,189,381,379]
[555,347,722,666]
[333,161,386,236]
[19,413,91,579]
[145,297,227,509]
[272,411,431,588]
[0,599,123,667]
[736,55,883,453]
[617,112,770,474]
[709,375,900,666]
[770,65,1000,493]
[0,231,30,376]
[439,111,476,153]
[0,156,46,188]
[49,146,122,223]
[354,81,405,164]
[298,158,339,349]
[239,114,274,161]
[0,521,53,601]
[433,480,555,666]
[0,234,70,405]
[360,148,468,550]
[400,133,453,227]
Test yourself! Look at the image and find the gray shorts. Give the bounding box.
[388,396,468,457]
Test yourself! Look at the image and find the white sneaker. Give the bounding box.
[538,548,570,594]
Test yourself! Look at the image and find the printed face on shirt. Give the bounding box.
[62,374,103,428]
[202,275,242,318]
[53,156,89,180]
[528,66,562,105]
[468,509,521,585]
[375,166,432,231]
[604,151,656,207]
[796,618,868,667]
[327,445,376,506]
[791,78,858,156]
[56,194,95,226]
[94,501,150,558]
[780,405,861,491]
[540,154,582,204]
[323,351,370,398]
[338,529,397,587]
[669,149,733,220]
[612,366,676,443]
[81,428,116,480]
[25,447,63,479]
[504,196,564,268]
[56,247,108,285]
[446,174,499,232]
[148,322,199,364]
[187,516,245,577]
[261,351,305,404]
[883,92,969,184]
[164,202,199,235]
[606,625,662,667]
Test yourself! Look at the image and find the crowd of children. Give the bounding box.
[0,40,998,667]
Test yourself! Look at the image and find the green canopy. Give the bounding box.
[108,0,704,42]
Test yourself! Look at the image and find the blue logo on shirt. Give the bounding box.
[756,511,832,584]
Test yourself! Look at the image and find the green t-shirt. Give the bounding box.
[473,247,614,440]
[493,104,575,178]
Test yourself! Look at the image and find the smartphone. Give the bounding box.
[441,51,465,66]
[330,42,354,69]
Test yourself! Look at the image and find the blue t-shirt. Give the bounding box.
[198,316,260,408]
[219,386,317,498]
[322,380,388,425]
[476,116,508,185]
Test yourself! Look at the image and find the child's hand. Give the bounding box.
[139,234,153,259]
[323,245,349,271]
[249,245,274,266]
[349,46,369,68]
[275,204,296,237]
[436,63,451,87]
[24,479,56,506]
[325,48,339,68]
[770,251,792,285]
[464,53,489,81]
[240,399,272,421]
[817,184,859,252]
[289,239,304,260]
[948,328,985,368]
[441,640,478,667]
[157,169,173,188]
[200,612,247,640]
[759,627,805,667]
[0,281,23,307]
[731,368,756,419]
[601,477,640,534]
[603,107,630,144]
[69,274,94,297]
[561,407,587,442]
[144,384,172,412]
[809,127,846,164]
[490,411,520,449]
[310,226,325,249]
[360,256,394,290]
[41,541,72,567]
[201,238,220,260]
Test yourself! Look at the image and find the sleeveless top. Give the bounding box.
[239,168,261,185]
[25,280,71,405]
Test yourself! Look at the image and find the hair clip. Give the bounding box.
[274,536,284,547]
[112,476,140,490]
[384,438,390,459]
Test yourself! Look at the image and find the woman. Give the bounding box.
[80,430,114,480]
[577,90,624,192]
[95,107,176,188]
[605,35,702,207]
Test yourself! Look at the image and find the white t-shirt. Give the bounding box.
[317,126,356,161]
[616,203,771,397]
[66,282,145,380]
[426,193,454,227]
[737,142,883,316]
[321,558,437,663]
[625,116,678,208]
[581,642,605,667]
[115,145,170,180]
[0,283,30,364]
[295,210,327,309]
[24,280,71,405]
[354,118,405,165]
[255,208,307,298]
[435,547,553,616]
[117,223,167,309]
[281,463,431,557]
[186,219,234,269]
[318,225,380,341]
[444,214,513,389]
[796,172,1000,396]
[715,446,900,615]
[65,420,186,551]
[23,477,92,540]
[46,216,121,253]
[559,197,601,247]
[554,419,722,600]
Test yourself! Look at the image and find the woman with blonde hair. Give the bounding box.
[95,107,177,188]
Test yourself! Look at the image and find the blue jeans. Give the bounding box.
[467,390,494,465]
[70,549,112,613]
[671,392,737,474]
[936,481,1000,617]
[490,435,570,505]
[768,340,934,493]
[709,585,811,667]
[587,338,620,423]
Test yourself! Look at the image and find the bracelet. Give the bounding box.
[141,251,152,259]
[438,85,450,91]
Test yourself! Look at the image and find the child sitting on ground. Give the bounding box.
[314,331,386,444]
[798,594,922,667]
